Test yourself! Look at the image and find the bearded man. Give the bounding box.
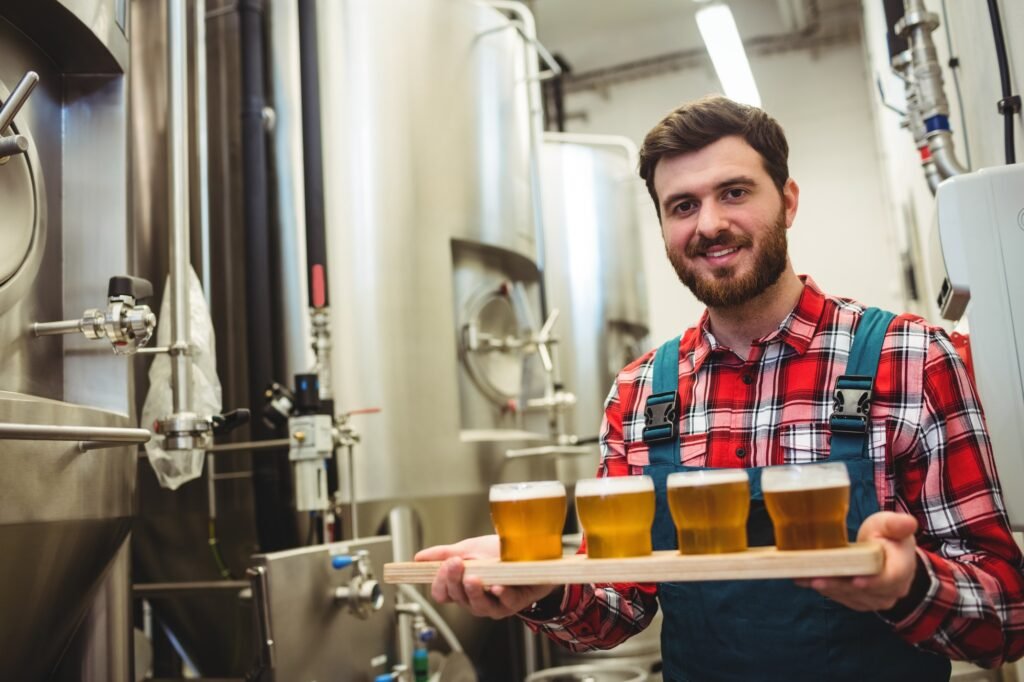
[417,96,1024,681]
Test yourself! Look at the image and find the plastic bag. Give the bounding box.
[141,267,223,489]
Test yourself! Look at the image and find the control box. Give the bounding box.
[935,164,1024,528]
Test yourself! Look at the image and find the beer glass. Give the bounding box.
[576,475,655,558]
[667,469,750,554]
[489,481,567,561]
[762,463,850,550]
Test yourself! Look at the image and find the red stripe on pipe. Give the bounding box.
[312,264,326,308]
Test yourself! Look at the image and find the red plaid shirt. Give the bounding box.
[523,277,1024,668]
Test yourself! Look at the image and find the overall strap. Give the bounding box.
[830,307,897,460]
[642,336,681,465]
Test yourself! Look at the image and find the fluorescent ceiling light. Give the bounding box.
[695,2,762,107]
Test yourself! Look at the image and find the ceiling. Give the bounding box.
[529,0,864,75]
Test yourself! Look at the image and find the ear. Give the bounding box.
[782,178,799,228]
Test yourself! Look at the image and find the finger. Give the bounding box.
[465,577,504,618]
[444,558,470,605]
[858,512,917,542]
[431,560,450,602]
[416,544,456,561]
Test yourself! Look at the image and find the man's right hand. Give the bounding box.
[414,535,559,619]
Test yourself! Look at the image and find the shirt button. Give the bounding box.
[742,374,753,385]
[736,447,746,458]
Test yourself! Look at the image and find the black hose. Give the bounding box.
[986,0,1020,164]
[240,0,297,551]
[298,0,329,308]
[882,0,908,61]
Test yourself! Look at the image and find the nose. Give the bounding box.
[695,200,729,240]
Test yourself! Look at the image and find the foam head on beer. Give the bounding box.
[575,475,655,558]
[762,463,851,550]
[666,469,751,554]
[489,481,566,561]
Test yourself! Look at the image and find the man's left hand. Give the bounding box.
[794,511,920,612]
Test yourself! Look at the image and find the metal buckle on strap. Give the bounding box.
[830,376,872,434]
[642,391,678,444]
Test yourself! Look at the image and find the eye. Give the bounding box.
[671,199,697,215]
[723,187,748,201]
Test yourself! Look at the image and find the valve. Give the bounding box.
[332,550,384,619]
[31,275,157,355]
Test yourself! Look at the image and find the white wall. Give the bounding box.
[563,41,905,346]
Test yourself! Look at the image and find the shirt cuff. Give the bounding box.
[518,585,570,623]
[877,547,949,642]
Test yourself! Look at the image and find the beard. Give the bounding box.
[666,207,789,308]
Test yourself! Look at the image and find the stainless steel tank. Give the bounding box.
[0,1,138,679]
[316,0,561,677]
[540,134,651,483]
[540,133,658,682]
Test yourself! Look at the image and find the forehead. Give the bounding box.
[652,135,771,201]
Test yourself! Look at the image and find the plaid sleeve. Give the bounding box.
[881,329,1024,667]
[521,381,660,650]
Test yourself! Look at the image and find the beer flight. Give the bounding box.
[490,462,852,561]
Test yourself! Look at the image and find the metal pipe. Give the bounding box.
[487,0,551,321]
[206,437,291,453]
[898,0,968,180]
[542,132,640,170]
[346,443,358,539]
[0,422,151,443]
[267,0,314,381]
[133,581,250,597]
[31,319,84,337]
[388,506,419,674]
[168,0,193,416]
[396,584,465,654]
[0,134,28,157]
[924,159,942,193]
[929,129,969,178]
[0,71,39,134]
[241,0,296,551]
[195,0,213,304]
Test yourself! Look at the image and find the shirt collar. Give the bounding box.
[686,275,826,372]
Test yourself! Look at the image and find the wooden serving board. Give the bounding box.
[384,543,883,586]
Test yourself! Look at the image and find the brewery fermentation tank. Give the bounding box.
[540,134,650,478]
[539,137,659,675]
[0,1,138,679]
[316,0,562,674]
[317,0,556,540]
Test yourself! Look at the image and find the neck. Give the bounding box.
[705,268,804,358]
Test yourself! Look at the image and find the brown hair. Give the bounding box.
[638,96,789,217]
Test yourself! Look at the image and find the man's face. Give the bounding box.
[654,135,798,308]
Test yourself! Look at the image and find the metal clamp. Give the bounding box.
[332,550,384,619]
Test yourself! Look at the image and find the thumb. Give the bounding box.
[414,544,458,562]
[858,511,918,542]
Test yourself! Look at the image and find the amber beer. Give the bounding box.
[489,481,567,561]
[667,469,750,554]
[576,476,655,558]
[763,463,850,550]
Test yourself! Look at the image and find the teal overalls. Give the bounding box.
[641,309,951,681]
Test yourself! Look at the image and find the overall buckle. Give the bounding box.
[830,375,872,434]
[642,391,678,444]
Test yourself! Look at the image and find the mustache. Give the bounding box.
[684,233,754,258]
